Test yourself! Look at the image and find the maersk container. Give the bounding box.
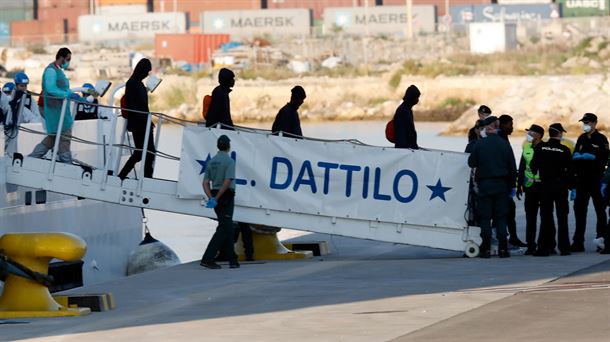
[155,33,230,65]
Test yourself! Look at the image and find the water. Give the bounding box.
[148,121,527,262]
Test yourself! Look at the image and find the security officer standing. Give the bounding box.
[468,116,516,258]
[201,135,239,270]
[571,113,609,252]
[517,124,545,254]
[530,123,575,256]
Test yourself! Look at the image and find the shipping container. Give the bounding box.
[10,19,65,45]
[324,5,437,35]
[38,0,90,7]
[0,21,10,46]
[97,5,148,15]
[382,0,492,17]
[0,8,35,23]
[559,0,609,16]
[201,8,312,37]
[0,0,34,9]
[266,0,375,20]
[450,4,561,24]
[155,33,230,64]
[78,12,187,42]
[153,0,261,26]
[38,6,90,34]
[469,22,517,53]
[99,0,147,5]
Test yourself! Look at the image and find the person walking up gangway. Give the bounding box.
[118,58,156,180]
[571,113,609,252]
[205,68,235,130]
[272,85,306,138]
[393,84,420,150]
[29,47,86,163]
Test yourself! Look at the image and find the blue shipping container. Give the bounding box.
[0,21,10,46]
[450,4,562,24]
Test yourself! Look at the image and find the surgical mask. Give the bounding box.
[146,75,162,93]
[526,134,534,143]
[480,130,487,138]
[61,61,70,69]
[583,124,592,133]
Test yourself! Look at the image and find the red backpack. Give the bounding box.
[385,119,396,143]
[201,94,212,119]
[120,95,128,117]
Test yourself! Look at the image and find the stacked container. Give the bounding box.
[152,0,260,27]
[0,0,34,46]
[155,33,231,65]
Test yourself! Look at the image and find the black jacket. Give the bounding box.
[125,59,151,132]
[468,133,517,195]
[205,85,233,129]
[530,138,575,189]
[272,103,302,138]
[573,130,609,180]
[393,88,419,149]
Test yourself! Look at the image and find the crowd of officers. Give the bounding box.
[2,47,609,265]
[466,106,610,258]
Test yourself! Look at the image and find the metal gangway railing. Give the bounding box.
[1,89,482,257]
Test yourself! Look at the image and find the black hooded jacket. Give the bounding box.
[393,85,420,149]
[125,58,152,132]
[206,69,234,129]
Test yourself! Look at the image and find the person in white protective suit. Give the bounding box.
[3,72,43,157]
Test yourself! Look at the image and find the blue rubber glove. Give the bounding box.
[569,189,577,201]
[509,187,517,198]
[572,152,583,160]
[581,153,596,160]
[205,198,217,209]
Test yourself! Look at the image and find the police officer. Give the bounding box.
[468,105,492,143]
[530,123,575,256]
[201,135,239,270]
[468,116,516,258]
[497,114,526,247]
[517,124,545,254]
[272,85,306,138]
[571,113,609,252]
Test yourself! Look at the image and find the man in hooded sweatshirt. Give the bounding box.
[206,68,235,129]
[118,58,156,180]
[272,85,306,138]
[393,84,421,149]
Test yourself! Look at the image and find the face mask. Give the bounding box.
[526,134,534,143]
[480,130,487,138]
[583,124,592,133]
[61,61,70,69]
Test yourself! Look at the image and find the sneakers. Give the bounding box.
[200,261,221,269]
[570,243,585,253]
[479,249,491,259]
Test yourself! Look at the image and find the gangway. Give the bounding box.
[1,95,482,258]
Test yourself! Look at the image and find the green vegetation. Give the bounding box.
[368,97,389,106]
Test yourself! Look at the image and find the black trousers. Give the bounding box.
[524,183,542,250]
[478,192,509,251]
[235,222,254,259]
[573,180,607,244]
[202,190,237,264]
[507,198,519,241]
[539,184,570,253]
[118,127,156,180]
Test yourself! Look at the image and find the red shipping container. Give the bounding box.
[382,0,492,16]
[38,0,91,7]
[11,19,65,45]
[38,6,90,33]
[266,0,375,20]
[155,33,230,65]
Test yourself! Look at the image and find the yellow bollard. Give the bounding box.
[0,232,91,318]
[235,225,313,261]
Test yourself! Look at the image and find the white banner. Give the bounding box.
[178,127,471,229]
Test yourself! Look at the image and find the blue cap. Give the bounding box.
[2,82,15,92]
[14,72,29,85]
[83,83,94,90]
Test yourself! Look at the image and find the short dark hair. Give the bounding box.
[56,47,71,60]
[291,85,306,99]
[499,114,513,126]
[549,127,562,138]
[478,105,492,115]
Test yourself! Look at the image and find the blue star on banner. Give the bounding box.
[426,179,452,202]
[196,154,212,175]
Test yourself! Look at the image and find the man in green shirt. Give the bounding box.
[200,135,238,269]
